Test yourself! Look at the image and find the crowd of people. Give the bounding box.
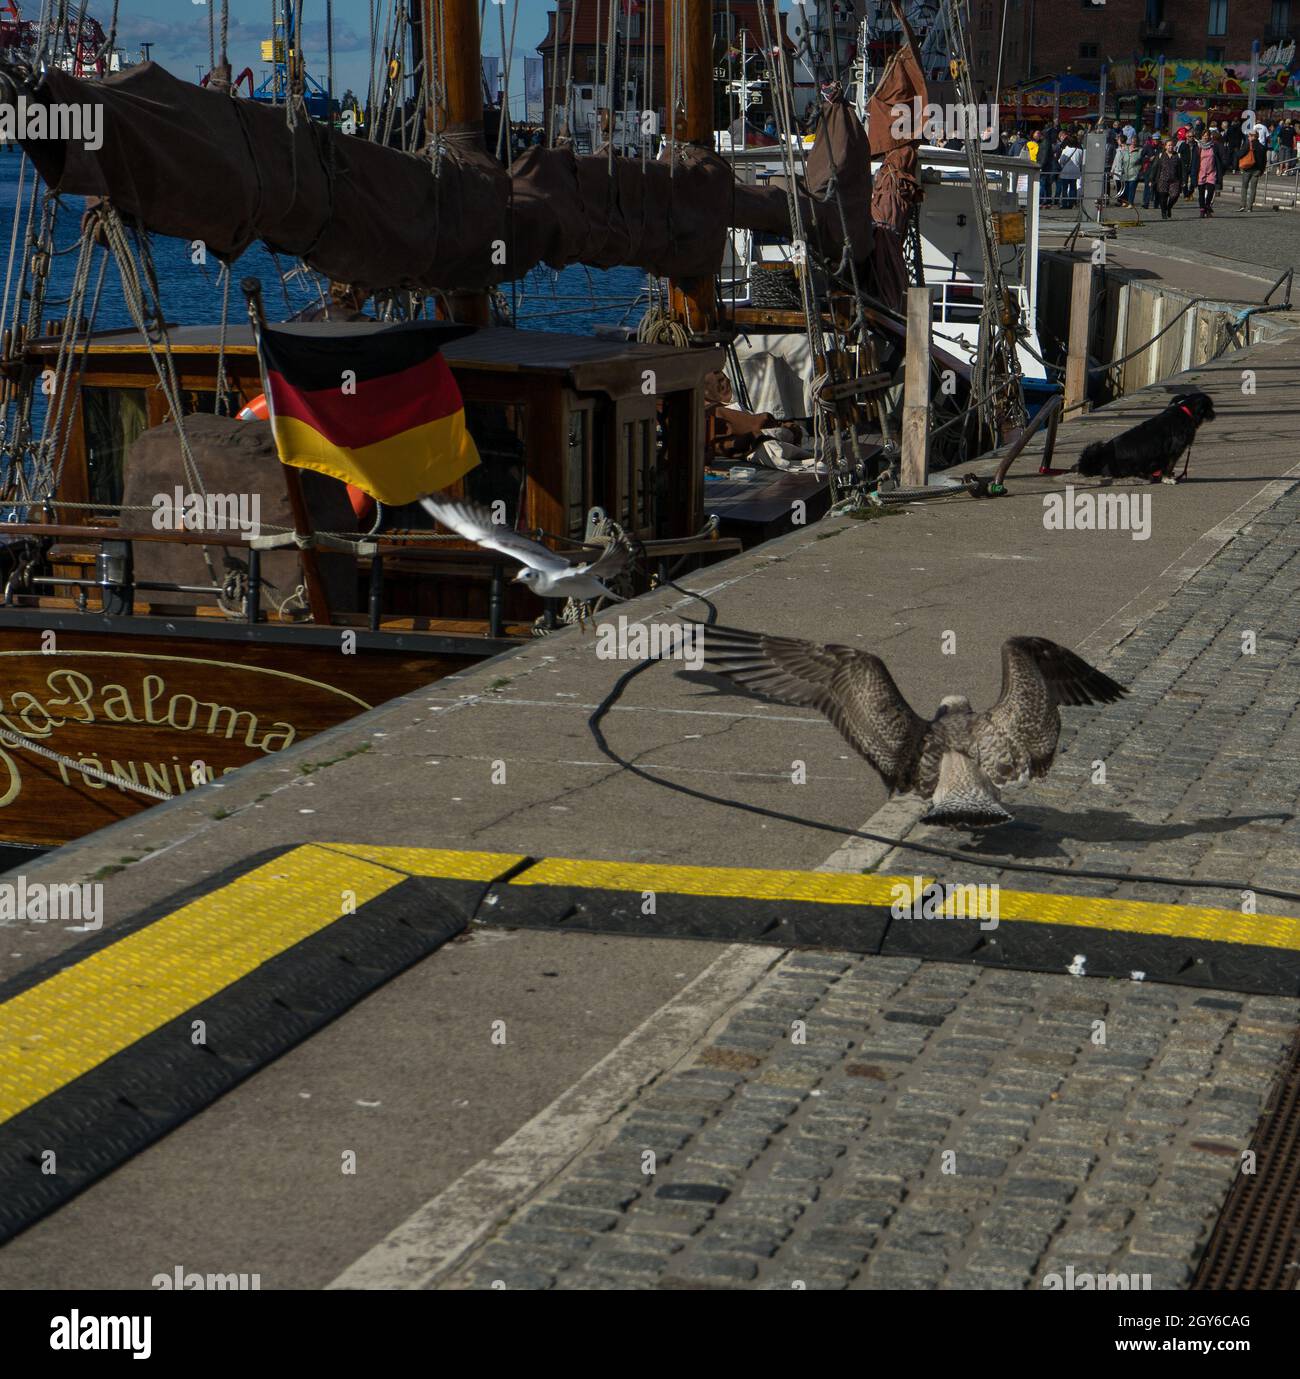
[986,116,1299,218]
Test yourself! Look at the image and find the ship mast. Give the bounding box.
[430,0,491,325]
[664,0,717,335]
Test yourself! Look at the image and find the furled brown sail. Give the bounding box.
[16,62,734,289]
[19,63,509,290]
[866,3,929,311]
[729,95,873,272]
[507,143,732,278]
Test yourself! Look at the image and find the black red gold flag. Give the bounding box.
[256,321,480,504]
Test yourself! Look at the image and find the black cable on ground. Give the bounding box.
[586,581,1300,907]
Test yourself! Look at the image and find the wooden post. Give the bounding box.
[901,286,931,488]
[240,279,332,628]
[435,0,491,326]
[437,0,483,136]
[1064,260,1093,417]
[281,465,333,627]
[664,0,717,335]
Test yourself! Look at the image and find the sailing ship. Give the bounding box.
[0,0,1033,852]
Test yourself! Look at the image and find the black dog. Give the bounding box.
[1076,391,1217,484]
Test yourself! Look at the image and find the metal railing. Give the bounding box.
[1225,152,1300,209]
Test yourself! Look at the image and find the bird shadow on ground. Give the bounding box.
[935,806,1292,862]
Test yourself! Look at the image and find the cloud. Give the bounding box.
[108,12,266,61]
[301,20,368,55]
[104,8,365,64]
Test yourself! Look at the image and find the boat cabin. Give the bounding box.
[5,323,726,630]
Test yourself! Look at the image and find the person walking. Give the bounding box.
[1153,138,1182,219]
[1238,122,1268,211]
[1196,130,1227,216]
[1225,116,1244,165]
[1057,135,1083,209]
[1279,118,1296,170]
[1112,134,1141,206]
[1139,134,1159,209]
[1176,126,1196,199]
[1039,123,1060,205]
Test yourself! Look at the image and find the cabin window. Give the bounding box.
[462,401,527,527]
[567,405,592,539]
[181,389,243,419]
[638,418,654,530]
[620,415,655,532]
[82,386,149,507]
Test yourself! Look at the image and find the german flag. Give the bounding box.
[258,320,480,504]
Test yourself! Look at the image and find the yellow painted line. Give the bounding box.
[503,855,1300,952]
[6,840,1288,1129]
[992,888,1300,950]
[319,844,527,881]
[507,857,916,907]
[0,844,401,1126]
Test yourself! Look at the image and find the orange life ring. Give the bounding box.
[237,393,376,526]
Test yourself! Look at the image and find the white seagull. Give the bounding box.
[421,496,632,614]
[703,626,1128,828]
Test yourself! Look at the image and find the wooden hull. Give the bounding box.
[0,616,504,849]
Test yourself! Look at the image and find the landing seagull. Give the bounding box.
[421,496,631,618]
[703,627,1127,828]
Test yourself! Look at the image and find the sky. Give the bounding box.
[78,1,561,113]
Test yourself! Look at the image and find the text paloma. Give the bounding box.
[0,669,295,750]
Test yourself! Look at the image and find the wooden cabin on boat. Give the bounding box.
[0,322,734,849]
[11,322,726,625]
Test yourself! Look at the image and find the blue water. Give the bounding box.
[0,147,648,336]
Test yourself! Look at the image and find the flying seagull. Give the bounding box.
[703,626,1127,828]
[421,496,632,613]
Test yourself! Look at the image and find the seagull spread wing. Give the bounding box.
[421,497,568,575]
[972,637,1128,785]
[702,623,930,791]
[578,537,634,581]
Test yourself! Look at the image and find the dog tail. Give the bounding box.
[1076,441,1109,476]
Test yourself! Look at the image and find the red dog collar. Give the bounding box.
[1178,404,1194,418]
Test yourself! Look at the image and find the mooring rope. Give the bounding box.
[0,724,173,801]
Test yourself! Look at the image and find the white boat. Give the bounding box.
[719,139,1055,420]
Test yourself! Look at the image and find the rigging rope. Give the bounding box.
[0,724,172,801]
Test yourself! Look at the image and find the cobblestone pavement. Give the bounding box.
[1042,197,1300,281]
[886,481,1300,917]
[440,481,1300,1291]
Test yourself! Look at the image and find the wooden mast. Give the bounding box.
[431,0,491,326]
[664,0,717,335]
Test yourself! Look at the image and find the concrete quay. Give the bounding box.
[1,254,1299,1291]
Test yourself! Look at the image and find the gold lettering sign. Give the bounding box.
[0,651,372,813]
